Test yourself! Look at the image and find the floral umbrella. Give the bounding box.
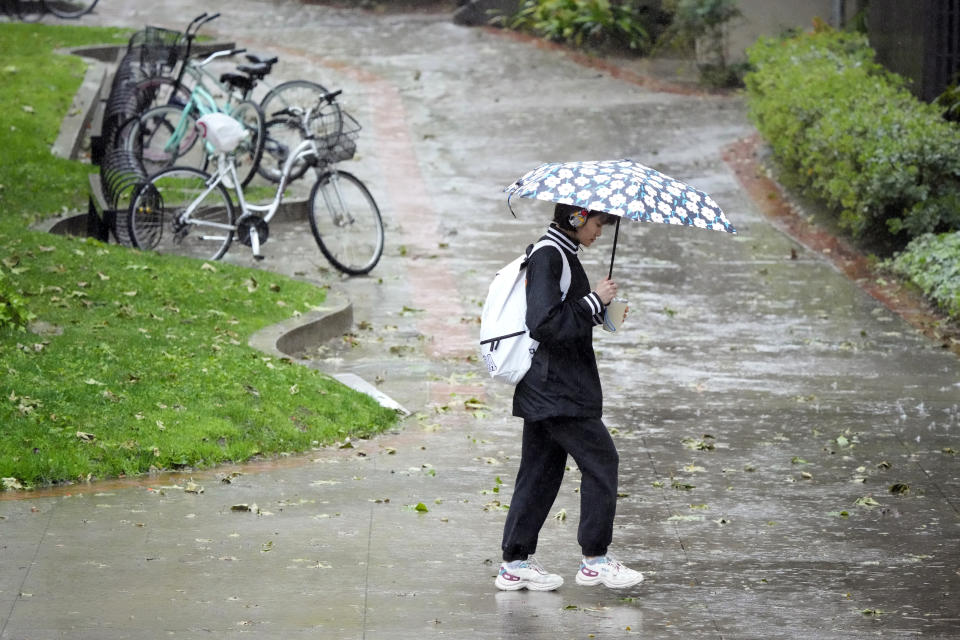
[505,158,736,276]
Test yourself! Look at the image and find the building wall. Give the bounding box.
[724,0,851,62]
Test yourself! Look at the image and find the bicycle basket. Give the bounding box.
[320,110,360,163]
[130,26,184,74]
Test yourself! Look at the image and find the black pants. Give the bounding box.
[501,416,619,562]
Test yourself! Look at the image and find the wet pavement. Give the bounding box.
[3,1,960,638]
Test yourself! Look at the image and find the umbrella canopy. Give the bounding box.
[504,158,736,276]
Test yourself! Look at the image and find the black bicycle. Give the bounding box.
[3,0,99,21]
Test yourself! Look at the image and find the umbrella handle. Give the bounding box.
[608,217,620,280]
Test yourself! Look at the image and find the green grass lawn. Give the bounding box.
[0,23,134,225]
[0,23,398,489]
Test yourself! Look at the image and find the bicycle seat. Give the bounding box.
[236,63,271,80]
[244,53,278,66]
[220,72,257,94]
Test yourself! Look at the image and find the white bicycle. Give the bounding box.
[126,92,384,275]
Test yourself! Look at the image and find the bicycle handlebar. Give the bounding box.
[185,12,220,39]
[270,90,342,119]
[195,48,247,67]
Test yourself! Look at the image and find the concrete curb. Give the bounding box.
[51,51,108,161]
[247,287,353,361]
[246,288,409,415]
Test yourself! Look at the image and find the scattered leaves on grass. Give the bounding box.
[2,477,24,491]
[75,431,96,442]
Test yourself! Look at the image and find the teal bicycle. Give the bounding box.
[125,49,265,187]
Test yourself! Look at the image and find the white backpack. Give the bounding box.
[479,239,571,385]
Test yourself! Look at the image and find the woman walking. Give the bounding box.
[494,203,644,592]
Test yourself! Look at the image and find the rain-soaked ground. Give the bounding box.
[2,1,959,638]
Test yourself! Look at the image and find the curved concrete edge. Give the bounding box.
[52,52,107,161]
[248,287,353,360]
[247,288,410,416]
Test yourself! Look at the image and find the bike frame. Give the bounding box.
[179,136,325,257]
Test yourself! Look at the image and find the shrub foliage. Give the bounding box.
[744,28,960,246]
[884,232,960,319]
[509,0,656,52]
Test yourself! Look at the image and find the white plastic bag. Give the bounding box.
[196,112,248,153]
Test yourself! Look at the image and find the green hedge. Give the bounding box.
[884,232,960,319]
[744,28,960,246]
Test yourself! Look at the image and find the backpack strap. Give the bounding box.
[530,238,571,302]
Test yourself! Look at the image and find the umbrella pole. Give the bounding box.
[608,218,620,280]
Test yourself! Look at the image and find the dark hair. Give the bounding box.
[553,203,615,230]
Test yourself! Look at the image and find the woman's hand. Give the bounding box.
[594,277,617,306]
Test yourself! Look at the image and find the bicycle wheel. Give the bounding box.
[14,0,44,21]
[133,76,191,114]
[44,0,98,17]
[258,79,335,183]
[128,166,235,261]
[128,105,205,176]
[226,100,265,188]
[308,170,383,275]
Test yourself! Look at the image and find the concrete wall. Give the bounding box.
[726,0,854,62]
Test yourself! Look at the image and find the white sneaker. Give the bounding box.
[495,556,564,591]
[575,554,644,589]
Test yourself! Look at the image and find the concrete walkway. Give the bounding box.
[2,2,959,638]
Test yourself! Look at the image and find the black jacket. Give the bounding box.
[512,225,605,421]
